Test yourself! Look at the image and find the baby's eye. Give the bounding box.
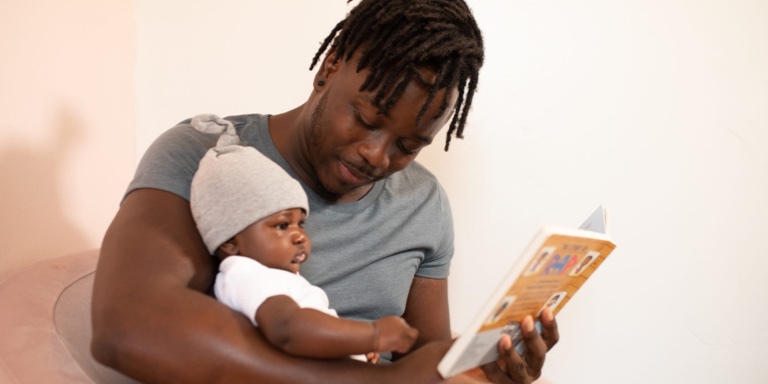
[276,223,289,230]
[298,221,306,228]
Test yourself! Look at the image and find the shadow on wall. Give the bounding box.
[0,106,90,279]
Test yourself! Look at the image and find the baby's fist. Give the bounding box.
[372,316,419,353]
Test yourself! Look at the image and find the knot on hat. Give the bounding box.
[191,114,240,147]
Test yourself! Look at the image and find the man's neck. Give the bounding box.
[268,107,372,203]
[268,106,315,186]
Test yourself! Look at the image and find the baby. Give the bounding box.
[188,114,418,362]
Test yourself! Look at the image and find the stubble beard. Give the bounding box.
[308,93,342,201]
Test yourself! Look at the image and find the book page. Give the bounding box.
[578,205,608,234]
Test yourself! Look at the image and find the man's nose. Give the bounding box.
[359,133,391,169]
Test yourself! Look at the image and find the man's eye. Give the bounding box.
[398,141,418,155]
[354,109,376,130]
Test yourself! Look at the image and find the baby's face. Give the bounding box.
[232,208,310,274]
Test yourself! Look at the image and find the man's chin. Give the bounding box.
[310,180,344,201]
[321,182,373,202]
[316,168,378,201]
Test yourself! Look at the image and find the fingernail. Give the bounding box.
[500,334,512,351]
[543,306,554,322]
[523,316,534,332]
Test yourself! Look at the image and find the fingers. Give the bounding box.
[519,316,546,380]
[481,361,518,384]
[480,334,524,384]
[483,315,550,384]
[539,307,559,350]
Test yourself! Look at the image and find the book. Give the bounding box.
[437,205,616,378]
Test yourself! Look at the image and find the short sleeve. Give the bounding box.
[414,182,455,279]
[124,122,217,202]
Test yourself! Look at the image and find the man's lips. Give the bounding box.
[339,161,376,184]
[338,161,373,185]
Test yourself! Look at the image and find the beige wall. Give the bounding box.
[134,2,768,382]
[0,1,135,278]
[1,1,767,382]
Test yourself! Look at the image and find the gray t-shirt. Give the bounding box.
[127,114,454,322]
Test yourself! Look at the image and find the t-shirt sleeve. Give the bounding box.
[414,182,455,279]
[124,121,216,202]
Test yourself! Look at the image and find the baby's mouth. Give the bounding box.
[292,251,307,264]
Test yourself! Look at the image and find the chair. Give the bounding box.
[0,249,138,383]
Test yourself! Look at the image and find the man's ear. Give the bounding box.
[313,49,340,91]
[217,238,239,258]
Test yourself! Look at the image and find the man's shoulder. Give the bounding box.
[386,161,446,197]
[222,113,262,126]
[394,161,440,184]
[159,113,266,148]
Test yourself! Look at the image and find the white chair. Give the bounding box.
[0,249,137,383]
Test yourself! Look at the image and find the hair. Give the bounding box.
[310,0,484,151]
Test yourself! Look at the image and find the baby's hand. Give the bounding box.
[372,316,419,353]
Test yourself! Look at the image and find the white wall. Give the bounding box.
[135,1,768,383]
[0,1,134,277]
[2,0,764,382]
[420,1,768,383]
[134,0,350,157]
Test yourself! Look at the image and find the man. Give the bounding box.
[91,1,559,382]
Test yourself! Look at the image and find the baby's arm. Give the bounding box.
[256,295,418,359]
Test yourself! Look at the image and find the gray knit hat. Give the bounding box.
[189,114,309,255]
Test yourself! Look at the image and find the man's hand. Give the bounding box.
[372,316,419,353]
[481,307,559,383]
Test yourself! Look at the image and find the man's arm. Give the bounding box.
[256,295,418,358]
[90,189,445,383]
[401,276,453,349]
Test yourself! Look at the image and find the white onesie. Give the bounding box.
[214,255,365,361]
[215,255,337,325]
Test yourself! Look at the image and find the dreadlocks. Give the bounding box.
[310,0,484,151]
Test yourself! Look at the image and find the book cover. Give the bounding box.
[437,206,616,378]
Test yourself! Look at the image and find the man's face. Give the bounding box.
[306,59,457,201]
[229,208,310,274]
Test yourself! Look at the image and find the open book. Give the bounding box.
[437,205,616,378]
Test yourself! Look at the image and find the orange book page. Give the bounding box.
[479,234,616,332]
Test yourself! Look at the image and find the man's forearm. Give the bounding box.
[92,281,381,383]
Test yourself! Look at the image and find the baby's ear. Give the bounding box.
[217,238,239,258]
